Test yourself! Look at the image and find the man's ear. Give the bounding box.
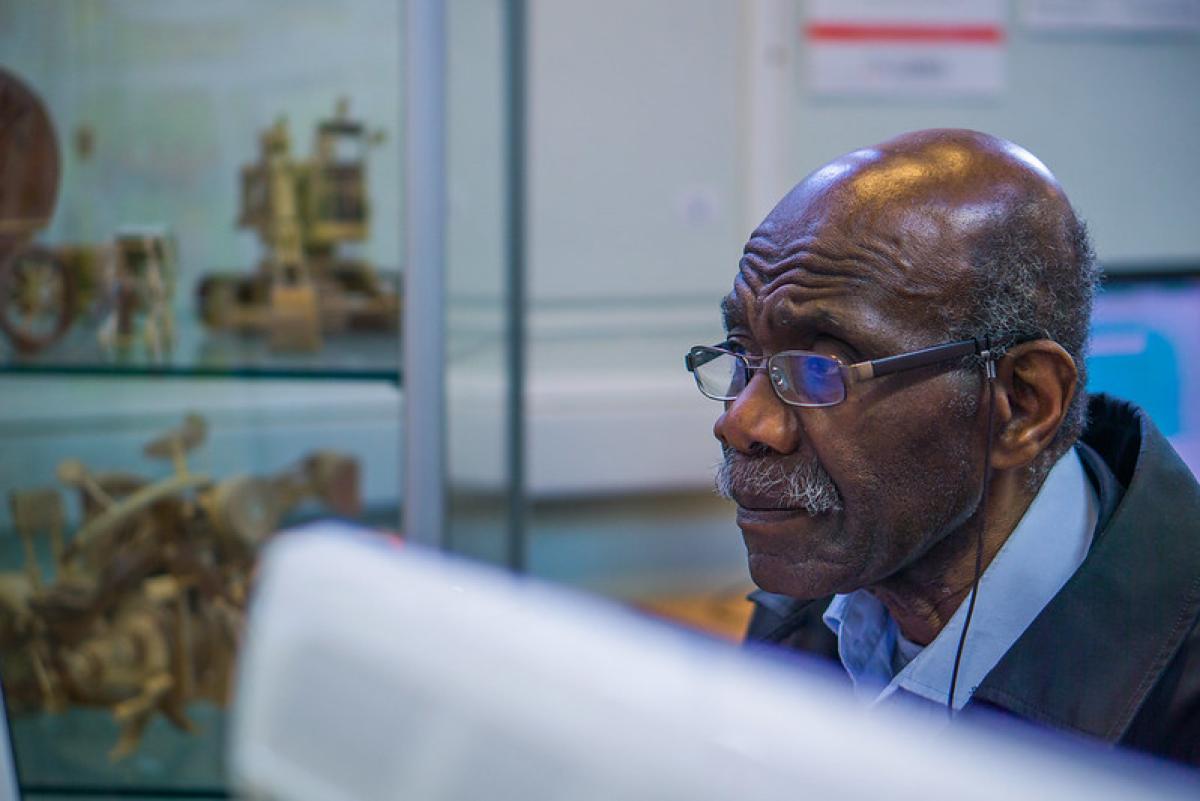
[988,340,1077,471]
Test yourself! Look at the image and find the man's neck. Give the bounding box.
[870,468,1038,646]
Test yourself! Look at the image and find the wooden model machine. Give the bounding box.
[0,414,362,760]
[197,99,401,351]
[96,226,177,357]
[0,68,178,357]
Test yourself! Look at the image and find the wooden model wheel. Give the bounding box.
[0,244,74,352]
[0,69,60,244]
[0,68,65,353]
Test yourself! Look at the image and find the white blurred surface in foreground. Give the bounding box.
[230,522,1199,801]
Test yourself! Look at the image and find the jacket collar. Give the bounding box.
[973,395,1200,742]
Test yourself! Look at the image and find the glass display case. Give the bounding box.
[0,3,421,797]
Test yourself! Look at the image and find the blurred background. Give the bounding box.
[0,0,1197,794]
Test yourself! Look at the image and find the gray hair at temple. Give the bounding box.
[949,195,1100,481]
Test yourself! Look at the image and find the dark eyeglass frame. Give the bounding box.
[685,336,1002,408]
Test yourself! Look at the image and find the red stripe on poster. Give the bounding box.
[806,23,1005,44]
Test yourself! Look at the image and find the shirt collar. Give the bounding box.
[823,446,1099,711]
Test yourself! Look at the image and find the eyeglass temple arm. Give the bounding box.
[685,347,725,371]
[845,337,992,382]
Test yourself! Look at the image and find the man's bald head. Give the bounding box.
[854,128,1064,200]
[750,128,1098,473]
[761,130,1076,281]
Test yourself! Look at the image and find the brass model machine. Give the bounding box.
[197,100,400,351]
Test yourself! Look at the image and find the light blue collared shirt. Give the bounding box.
[823,447,1099,713]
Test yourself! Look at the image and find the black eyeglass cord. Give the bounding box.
[947,351,998,717]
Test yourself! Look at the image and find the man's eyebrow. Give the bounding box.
[770,304,841,339]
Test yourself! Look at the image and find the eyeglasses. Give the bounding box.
[685,336,998,408]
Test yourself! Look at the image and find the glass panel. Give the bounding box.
[445,0,514,568]
[518,1,748,626]
[0,2,404,795]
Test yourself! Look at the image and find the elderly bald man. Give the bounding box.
[686,130,1200,764]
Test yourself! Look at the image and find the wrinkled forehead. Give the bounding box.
[725,166,966,334]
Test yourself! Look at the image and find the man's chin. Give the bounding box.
[738,508,850,599]
[746,552,847,600]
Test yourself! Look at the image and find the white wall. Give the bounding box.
[524,1,1200,321]
[787,5,1200,266]
[528,0,745,304]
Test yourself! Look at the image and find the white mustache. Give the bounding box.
[714,447,843,514]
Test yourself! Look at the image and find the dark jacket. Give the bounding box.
[744,395,1200,766]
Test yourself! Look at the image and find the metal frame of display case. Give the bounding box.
[405,0,528,570]
[503,0,529,572]
[403,0,448,552]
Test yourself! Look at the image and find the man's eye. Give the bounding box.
[812,338,857,364]
[820,349,850,365]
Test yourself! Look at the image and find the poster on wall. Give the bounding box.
[1021,0,1200,32]
[804,0,1007,97]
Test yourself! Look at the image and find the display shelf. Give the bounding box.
[0,320,402,384]
[12,707,228,799]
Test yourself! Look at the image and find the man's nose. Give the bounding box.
[713,372,801,455]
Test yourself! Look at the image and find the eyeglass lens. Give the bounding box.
[689,347,747,399]
[689,347,846,406]
[772,353,845,405]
